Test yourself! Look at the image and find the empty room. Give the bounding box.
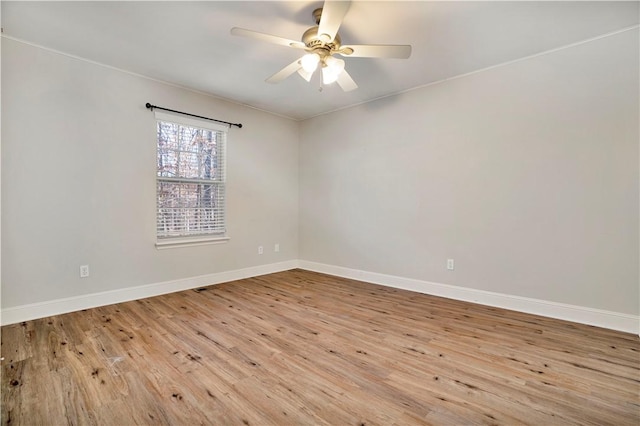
[1,1,639,424]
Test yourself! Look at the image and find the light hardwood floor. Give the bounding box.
[2,269,639,425]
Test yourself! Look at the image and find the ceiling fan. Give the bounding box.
[230,0,412,92]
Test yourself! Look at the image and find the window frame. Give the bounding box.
[154,110,229,249]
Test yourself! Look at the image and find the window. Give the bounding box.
[155,111,228,247]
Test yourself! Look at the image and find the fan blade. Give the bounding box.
[266,58,303,84]
[297,68,314,82]
[339,44,412,59]
[317,1,351,42]
[231,27,306,49]
[336,69,358,92]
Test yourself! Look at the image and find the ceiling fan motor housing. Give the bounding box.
[302,8,345,58]
[302,26,341,58]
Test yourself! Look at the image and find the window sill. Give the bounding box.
[156,236,230,249]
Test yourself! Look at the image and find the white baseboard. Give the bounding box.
[298,260,639,335]
[0,260,298,326]
[3,259,637,335]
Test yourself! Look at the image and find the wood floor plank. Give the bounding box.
[2,269,639,425]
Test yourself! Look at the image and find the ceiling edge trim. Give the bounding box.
[0,34,299,122]
[301,24,640,122]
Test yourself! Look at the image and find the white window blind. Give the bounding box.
[155,111,228,240]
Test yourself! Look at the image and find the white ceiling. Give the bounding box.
[2,1,638,120]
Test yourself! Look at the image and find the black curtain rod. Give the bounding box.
[145,103,242,129]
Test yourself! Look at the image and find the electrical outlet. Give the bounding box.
[258,246,264,255]
[80,265,90,278]
[447,259,455,271]
[274,243,280,253]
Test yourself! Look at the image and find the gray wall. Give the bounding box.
[2,38,299,308]
[3,28,638,319]
[299,29,639,315]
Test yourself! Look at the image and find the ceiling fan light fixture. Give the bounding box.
[322,56,345,84]
[230,0,412,92]
[301,53,321,73]
[297,67,314,82]
[322,66,341,84]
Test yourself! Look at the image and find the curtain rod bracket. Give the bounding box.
[145,103,242,129]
